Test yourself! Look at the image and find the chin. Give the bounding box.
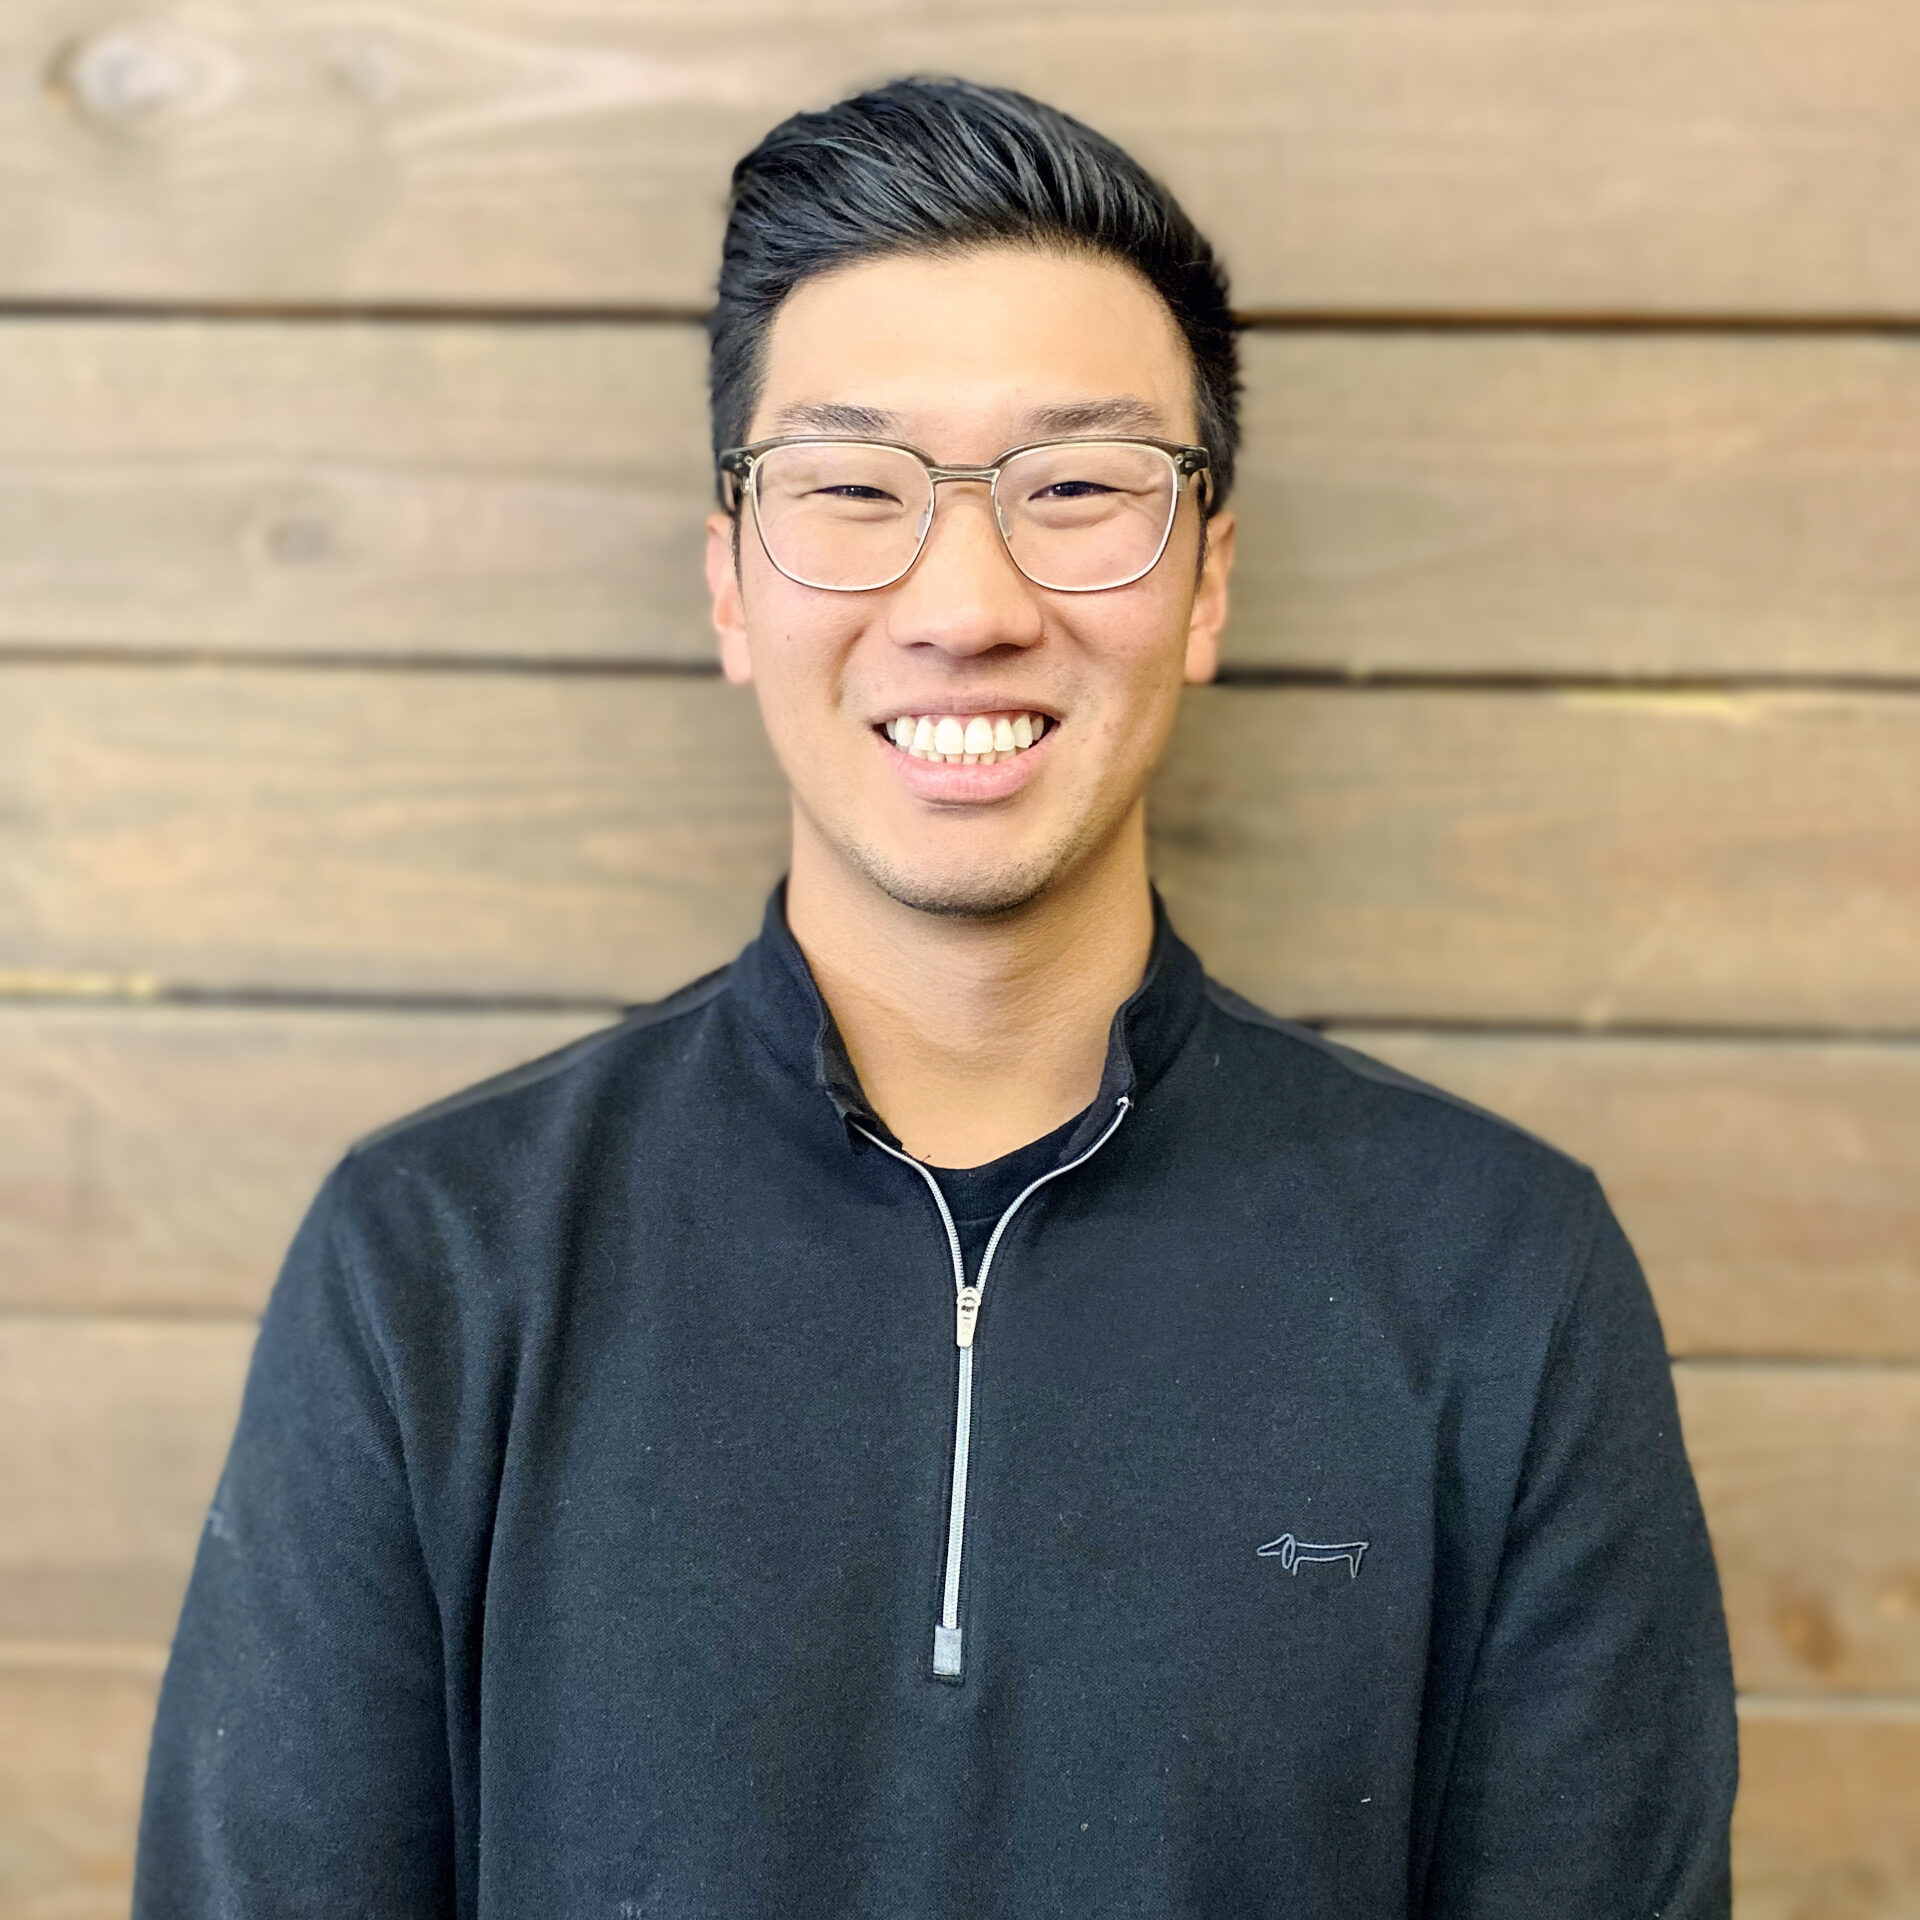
[843,837,1075,921]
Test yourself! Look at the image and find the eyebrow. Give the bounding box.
[1023,397,1169,437]
[762,395,1172,444]
[766,401,898,435]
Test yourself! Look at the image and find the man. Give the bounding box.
[137,78,1737,1917]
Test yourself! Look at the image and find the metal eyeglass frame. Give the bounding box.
[716,434,1213,593]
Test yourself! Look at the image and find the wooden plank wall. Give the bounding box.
[2,5,1917,1913]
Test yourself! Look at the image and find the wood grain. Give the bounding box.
[13,324,1920,679]
[3,1317,1916,1700]
[1734,1701,1920,1920]
[0,319,714,662]
[1331,1031,1920,1363]
[5,1009,1917,1360]
[5,3,1920,315]
[0,1005,608,1317]
[8,668,1920,1023]
[1233,334,1920,679]
[1154,685,1920,1029]
[0,1321,253,1644]
[1677,1365,1920,1695]
[0,1654,162,1920]
[0,665,790,1002]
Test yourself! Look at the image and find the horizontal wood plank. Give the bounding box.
[8,670,1920,1025]
[0,664,791,1003]
[8,1011,1919,1361]
[1330,1031,1920,1362]
[0,1655,161,1920]
[12,324,1920,679]
[1233,334,1920,679]
[1677,1365,1920,1695]
[5,3,1920,315]
[0,1006,607,1317]
[0,1322,253,1644]
[0,320,714,662]
[1733,1701,1920,1920]
[1154,685,1920,1029]
[4,1328,1917,1692]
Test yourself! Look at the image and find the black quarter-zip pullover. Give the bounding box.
[136,888,1737,1918]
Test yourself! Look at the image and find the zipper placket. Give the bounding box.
[856,1095,1131,1681]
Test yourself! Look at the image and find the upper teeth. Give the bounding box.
[886,712,1048,763]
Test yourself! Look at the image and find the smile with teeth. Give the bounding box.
[882,711,1050,764]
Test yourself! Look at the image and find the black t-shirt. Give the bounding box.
[924,1106,1089,1274]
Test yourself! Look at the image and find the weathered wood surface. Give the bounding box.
[1233,333,1920,679]
[12,323,1920,680]
[1333,1031,1920,1362]
[0,1321,253,1644]
[0,665,790,1002]
[0,1006,607,1317]
[0,1668,1910,1920]
[6,1009,1918,1360]
[0,1653,163,1920]
[5,2,1920,315]
[4,1318,1917,1698]
[1155,686,1920,1029]
[0,320,714,662]
[1733,1701,1920,1920]
[1676,1365,1920,1696]
[8,669,1920,1024]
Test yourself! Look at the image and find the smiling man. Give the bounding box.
[136,79,1737,1920]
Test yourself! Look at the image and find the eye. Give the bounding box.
[815,484,901,503]
[1031,478,1119,500]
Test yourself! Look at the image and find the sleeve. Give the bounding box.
[1424,1183,1739,1919]
[133,1164,457,1918]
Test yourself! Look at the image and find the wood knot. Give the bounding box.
[326,37,402,108]
[1774,1589,1846,1675]
[261,514,334,566]
[51,26,221,129]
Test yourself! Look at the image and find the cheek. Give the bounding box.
[741,572,863,700]
[1060,586,1195,728]
[737,585,886,791]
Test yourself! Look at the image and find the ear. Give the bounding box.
[1183,509,1234,685]
[706,510,753,685]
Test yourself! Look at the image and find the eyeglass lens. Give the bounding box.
[748,442,1181,592]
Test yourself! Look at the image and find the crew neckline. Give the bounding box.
[922,1104,1093,1225]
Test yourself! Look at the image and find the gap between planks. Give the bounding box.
[11,647,1920,700]
[5,982,1920,1047]
[3,299,1920,337]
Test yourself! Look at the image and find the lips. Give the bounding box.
[881,710,1049,764]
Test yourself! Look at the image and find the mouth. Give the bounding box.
[874,709,1052,765]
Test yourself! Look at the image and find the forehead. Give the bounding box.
[749,246,1197,451]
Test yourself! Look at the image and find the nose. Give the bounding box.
[882,480,1044,656]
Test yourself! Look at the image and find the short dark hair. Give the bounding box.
[710,77,1240,510]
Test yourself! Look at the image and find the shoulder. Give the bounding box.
[1194,975,1605,1281]
[348,965,732,1165]
[1202,977,1574,1154]
[320,965,738,1292]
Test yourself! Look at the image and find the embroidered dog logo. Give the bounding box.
[1257,1532,1368,1578]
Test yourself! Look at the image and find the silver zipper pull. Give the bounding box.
[955,1285,982,1348]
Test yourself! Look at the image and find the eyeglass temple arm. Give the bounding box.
[715,449,750,512]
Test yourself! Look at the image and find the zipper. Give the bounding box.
[854,1095,1132,1681]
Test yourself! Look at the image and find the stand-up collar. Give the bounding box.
[728,881,1207,1160]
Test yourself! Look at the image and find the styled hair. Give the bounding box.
[709,77,1240,510]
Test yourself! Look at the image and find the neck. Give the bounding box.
[784,810,1155,1168]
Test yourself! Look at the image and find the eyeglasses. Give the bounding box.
[717,436,1211,594]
